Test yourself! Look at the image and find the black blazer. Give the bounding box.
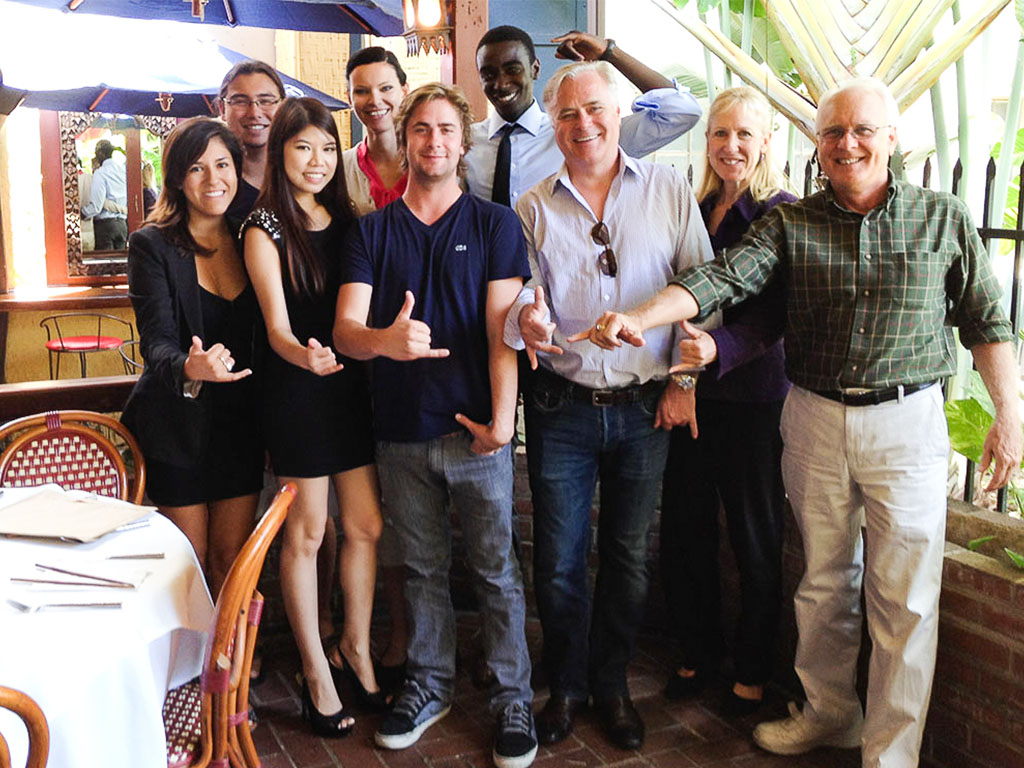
[121,225,260,467]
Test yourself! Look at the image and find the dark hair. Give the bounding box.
[218,59,286,101]
[148,118,242,256]
[94,139,114,163]
[476,25,536,63]
[395,83,474,177]
[255,97,354,298]
[346,46,407,86]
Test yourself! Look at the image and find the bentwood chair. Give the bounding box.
[39,313,135,379]
[0,410,146,504]
[118,339,144,372]
[164,483,296,768]
[0,686,49,768]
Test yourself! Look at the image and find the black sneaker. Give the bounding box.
[374,679,450,750]
[493,701,538,768]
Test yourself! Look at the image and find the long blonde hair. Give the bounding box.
[696,86,791,204]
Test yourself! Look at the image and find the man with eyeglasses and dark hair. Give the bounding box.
[503,60,711,752]
[573,76,1022,768]
[218,60,286,228]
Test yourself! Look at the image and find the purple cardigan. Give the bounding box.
[697,189,796,403]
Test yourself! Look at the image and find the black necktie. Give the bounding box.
[491,123,516,206]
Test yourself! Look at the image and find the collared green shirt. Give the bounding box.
[672,179,1012,391]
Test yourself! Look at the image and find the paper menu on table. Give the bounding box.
[0,489,152,542]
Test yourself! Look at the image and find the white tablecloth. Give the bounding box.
[0,487,213,768]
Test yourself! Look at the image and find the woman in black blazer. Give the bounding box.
[122,118,264,598]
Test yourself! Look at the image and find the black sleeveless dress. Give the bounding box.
[145,282,264,506]
[242,208,374,477]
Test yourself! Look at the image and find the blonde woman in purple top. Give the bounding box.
[659,86,795,716]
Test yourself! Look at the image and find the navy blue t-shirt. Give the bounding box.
[341,192,530,442]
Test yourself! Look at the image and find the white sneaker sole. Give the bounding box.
[492,743,538,768]
[375,704,451,750]
[753,722,861,755]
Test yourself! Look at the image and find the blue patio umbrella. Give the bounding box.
[2,0,404,35]
[7,43,349,117]
[0,3,350,118]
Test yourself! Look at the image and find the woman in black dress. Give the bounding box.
[122,118,264,599]
[243,98,382,737]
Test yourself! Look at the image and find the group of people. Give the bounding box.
[119,21,1021,768]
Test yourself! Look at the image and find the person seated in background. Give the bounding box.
[122,117,264,601]
[142,161,159,219]
[658,86,795,717]
[467,25,701,206]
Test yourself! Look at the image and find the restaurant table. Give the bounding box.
[0,487,213,768]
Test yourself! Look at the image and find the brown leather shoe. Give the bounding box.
[535,693,584,745]
[595,695,644,750]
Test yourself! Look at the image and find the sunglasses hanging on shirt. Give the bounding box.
[591,221,617,278]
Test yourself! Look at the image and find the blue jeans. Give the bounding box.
[376,434,532,712]
[524,374,670,700]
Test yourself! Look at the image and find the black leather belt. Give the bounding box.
[568,379,665,406]
[811,381,935,406]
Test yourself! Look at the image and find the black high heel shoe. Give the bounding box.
[328,646,391,712]
[297,675,354,738]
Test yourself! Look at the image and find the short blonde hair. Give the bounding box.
[395,83,474,176]
[541,60,618,115]
[697,85,792,204]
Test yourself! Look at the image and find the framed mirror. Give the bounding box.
[58,111,175,278]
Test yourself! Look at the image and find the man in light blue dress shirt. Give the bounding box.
[81,139,128,250]
[503,60,712,752]
[467,26,701,206]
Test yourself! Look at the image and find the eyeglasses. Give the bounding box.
[591,221,617,278]
[816,124,887,144]
[224,95,281,110]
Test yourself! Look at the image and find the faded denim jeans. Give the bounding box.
[376,433,532,712]
[524,374,670,701]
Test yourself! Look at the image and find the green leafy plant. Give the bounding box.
[968,534,996,551]
[1005,547,1024,569]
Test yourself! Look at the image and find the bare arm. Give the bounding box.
[244,227,342,375]
[333,283,450,362]
[455,277,523,454]
[971,340,1023,490]
[552,31,672,92]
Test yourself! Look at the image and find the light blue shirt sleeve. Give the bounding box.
[619,81,702,159]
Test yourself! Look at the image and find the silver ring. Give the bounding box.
[220,356,233,372]
[595,323,605,332]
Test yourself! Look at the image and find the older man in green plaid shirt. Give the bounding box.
[572,77,1022,768]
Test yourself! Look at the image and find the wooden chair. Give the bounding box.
[0,686,49,768]
[39,313,134,379]
[164,483,296,768]
[0,410,146,504]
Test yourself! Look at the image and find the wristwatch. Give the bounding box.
[599,38,616,61]
[671,373,697,390]
[182,379,203,399]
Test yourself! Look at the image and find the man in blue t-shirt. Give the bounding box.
[334,83,536,768]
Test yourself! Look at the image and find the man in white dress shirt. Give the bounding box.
[504,59,712,751]
[468,26,701,206]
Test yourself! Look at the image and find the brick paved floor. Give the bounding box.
[249,616,862,768]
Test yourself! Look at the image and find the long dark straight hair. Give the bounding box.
[148,117,243,256]
[255,97,353,297]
